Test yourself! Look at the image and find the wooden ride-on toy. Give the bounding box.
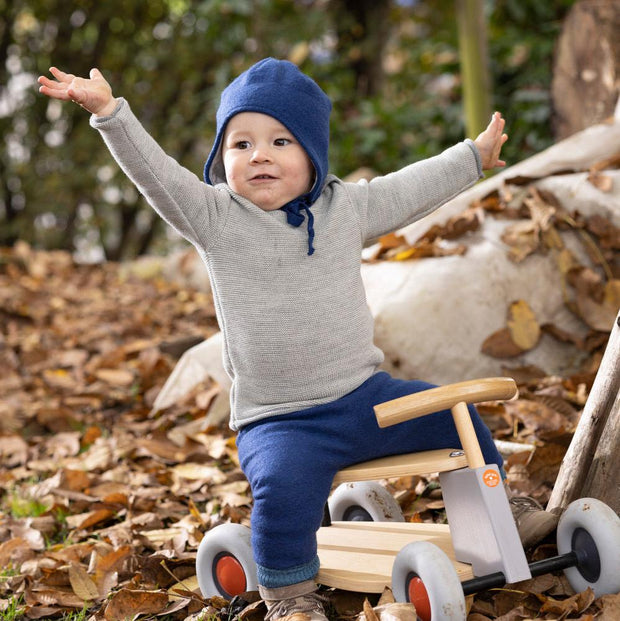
[196,377,620,621]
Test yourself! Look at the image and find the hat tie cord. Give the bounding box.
[281,196,315,255]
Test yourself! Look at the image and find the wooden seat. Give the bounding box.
[333,448,467,485]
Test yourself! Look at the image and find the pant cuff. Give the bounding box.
[257,555,320,588]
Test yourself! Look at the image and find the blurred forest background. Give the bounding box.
[0,0,599,262]
[1,4,620,617]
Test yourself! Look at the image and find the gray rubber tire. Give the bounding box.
[557,497,620,596]
[328,481,405,522]
[196,523,257,598]
[392,541,466,620]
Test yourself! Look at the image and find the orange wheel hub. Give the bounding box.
[215,554,246,597]
[408,574,431,621]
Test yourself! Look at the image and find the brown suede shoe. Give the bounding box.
[259,580,328,621]
[509,495,559,549]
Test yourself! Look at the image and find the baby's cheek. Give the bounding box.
[225,173,243,194]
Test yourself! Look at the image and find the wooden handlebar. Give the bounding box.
[374,377,518,428]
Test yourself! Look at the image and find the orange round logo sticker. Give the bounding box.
[482,469,500,488]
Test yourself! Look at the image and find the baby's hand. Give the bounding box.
[38,67,118,117]
[474,111,508,170]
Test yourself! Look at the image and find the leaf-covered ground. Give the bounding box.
[1,231,618,620]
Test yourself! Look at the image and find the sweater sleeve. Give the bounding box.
[89,98,229,250]
[346,140,483,242]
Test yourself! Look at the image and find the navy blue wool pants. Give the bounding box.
[236,372,503,588]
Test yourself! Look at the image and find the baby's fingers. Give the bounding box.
[38,74,65,91]
[49,66,76,84]
[487,111,504,136]
[38,68,76,100]
[38,76,72,100]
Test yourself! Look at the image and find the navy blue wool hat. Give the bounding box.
[204,58,332,254]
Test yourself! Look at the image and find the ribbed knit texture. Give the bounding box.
[91,98,482,430]
[257,558,321,589]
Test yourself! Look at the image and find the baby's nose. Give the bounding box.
[250,145,272,163]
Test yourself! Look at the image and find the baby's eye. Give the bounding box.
[235,140,251,150]
[274,138,292,147]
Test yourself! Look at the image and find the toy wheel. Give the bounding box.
[329,481,405,522]
[196,523,257,599]
[392,541,466,621]
[557,497,620,597]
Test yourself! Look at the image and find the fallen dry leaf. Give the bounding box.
[93,544,133,574]
[68,562,101,602]
[507,300,541,351]
[586,214,620,250]
[503,399,570,441]
[537,586,596,618]
[587,170,613,192]
[501,220,540,262]
[103,588,170,619]
[597,592,620,620]
[1,243,616,621]
[421,206,482,241]
[576,279,620,331]
[94,367,136,386]
[481,327,525,358]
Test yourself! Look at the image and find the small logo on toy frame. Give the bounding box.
[482,469,500,488]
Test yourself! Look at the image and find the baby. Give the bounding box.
[39,59,556,621]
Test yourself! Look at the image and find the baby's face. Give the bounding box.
[222,112,314,211]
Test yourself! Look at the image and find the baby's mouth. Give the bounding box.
[251,174,276,180]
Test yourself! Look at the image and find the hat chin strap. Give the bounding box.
[281,195,315,256]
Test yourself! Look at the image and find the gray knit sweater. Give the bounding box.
[91,98,482,430]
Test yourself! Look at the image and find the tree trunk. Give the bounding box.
[456,0,491,139]
[329,0,391,98]
[551,0,620,140]
[547,310,620,514]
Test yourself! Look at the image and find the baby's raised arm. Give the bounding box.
[38,66,228,252]
[474,111,508,170]
[38,67,118,117]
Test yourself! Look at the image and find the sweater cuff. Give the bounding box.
[464,138,484,179]
[89,97,126,127]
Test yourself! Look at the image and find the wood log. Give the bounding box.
[580,388,620,511]
[547,310,620,513]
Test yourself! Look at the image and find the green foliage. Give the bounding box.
[327,0,466,175]
[1,0,576,258]
[1,565,20,578]
[1,594,24,620]
[61,607,88,620]
[6,491,49,519]
[327,0,576,174]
